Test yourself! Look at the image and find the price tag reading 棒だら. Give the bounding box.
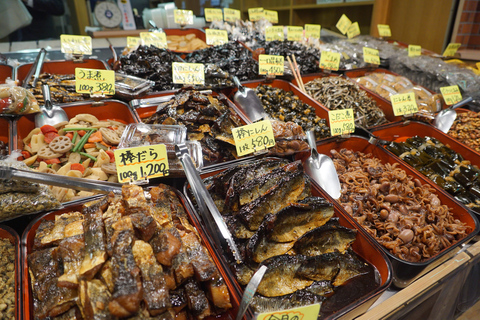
[442,43,461,57]
[329,109,355,137]
[256,303,321,320]
[224,8,241,22]
[440,85,462,105]
[347,22,360,39]
[75,68,115,96]
[377,24,392,37]
[390,92,419,116]
[232,120,276,157]
[287,26,303,42]
[127,36,141,49]
[319,51,340,71]
[60,34,92,55]
[140,32,167,49]
[248,7,264,21]
[206,29,229,46]
[174,9,194,25]
[172,62,205,86]
[363,47,380,65]
[204,8,223,22]
[258,54,284,76]
[264,10,278,24]
[265,26,284,42]
[305,24,321,39]
[408,45,422,57]
[336,14,352,35]
[114,144,169,183]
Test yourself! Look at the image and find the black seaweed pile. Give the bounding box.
[259,41,321,74]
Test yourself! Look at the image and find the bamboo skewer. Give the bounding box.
[292,55,306,94]
[286,56,302,93]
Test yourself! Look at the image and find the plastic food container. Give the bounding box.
[22,189,241,320]
[295,135,479,288]
[114,73,154,100]
[183,160,392,319]
[0,225,21,320]
[0,64,13,84]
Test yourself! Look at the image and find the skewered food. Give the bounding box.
[27,73,89,104]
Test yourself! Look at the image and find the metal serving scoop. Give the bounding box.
[433,97,473,133]
[233,76,269,122]
[35,84,69,127]
[304,130,341,199]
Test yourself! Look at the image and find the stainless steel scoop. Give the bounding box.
[233,76,269,122]
[433,96,473,133]
[35,84,69,127]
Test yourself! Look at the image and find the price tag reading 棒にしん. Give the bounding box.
[256,303,321,320]
[319,51,340,71]
[206,29,229,46]
[336,14,352,35]
[204,8,223,22]
[75,68,115,96]
[232,120,276,157]
[363,47,380,65]
[440,85,462,105]
[248,7,264,21]
[390,92,419,116]
[258,54,284,76]
[265,26,284,42]
[305,24,321,39]
[60,34,92,55]
[408,45,422,57]
[329,109,355,136]
[172,62,205,86]
[140,32,167,49]
[377,24,392,37]
[224,8,241,22]
[287,26,303,42]
[174,9,194,25]
[114,144,169,183]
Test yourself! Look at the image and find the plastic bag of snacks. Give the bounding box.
[0,85,40,115]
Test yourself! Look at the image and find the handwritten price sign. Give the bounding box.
[127,36,141,49]
[258,54,284,76]
[264,10,278,23]
[347,22,360,39]
[319,51,340,71]
[408,45,421,57]
[140,32,167,49]
[440,85,462,105]
[174,9,194,25]
[114,144,169,183]
[224,8,241,22]
[336,14,352,35]
[390,92,419,116]
[265,26,284,42]
[287,26,303,41]
[60,34,92,55]
[256,303,321,320]
[75,68,115,95]
[248,7,264,21]
[329,109,355,136]
[232,120,275,156]
[305,24,321,39]
[204,8,223,22]
[206,29,229,46]
[363,47,380,65]
[377,24,392,37]
[443,43,461,57]
[172,62,205,85]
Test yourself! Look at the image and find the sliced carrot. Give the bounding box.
[100,141,112,148]
[44,158,61,165]
[106,150,115,163]
[17,156,24,161]
[88,131,103,143]
[44,132,59,144]
[78,130,87,137]
[83,143,96,149]
[65,132,74,141]
[21,151,31,158]
[40,124,58,135]
[70,163,85,174]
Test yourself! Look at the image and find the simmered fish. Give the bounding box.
[294,223,357,256]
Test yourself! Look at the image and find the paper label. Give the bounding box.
[347,22,360,39]
[265,26,284,42]
[408,45,421,57]
[442,43,461,57]
[377,24,391,37]
[440,85,462,105]
[205,8,223,22]
[248,7,264,21]
[258,54,284,76]
[476,62,480,70]
[232,120,275,156]
[172,62,205,85]
[329,109,355,136]
[390,92,419,116]
[140,32,167,49]
[75,68,115,95]
[224,8,241,22]
[174,9,194,25]
[336,14,352,35]
[363,47,380,65]
[60,34,92,55]
[115,144,169,183]
[264,10,278,23]
[319,51,340,71]
[206,29,229,46]
[127,36,141,49]
[305,24,321,39]
[287,26,303,41]
[256,304,321,320]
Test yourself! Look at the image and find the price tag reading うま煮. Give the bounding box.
[440,85,462,105]
[258,54,284,76]
[232,120,276,157]
[75,68,115,96]
[114,144,170,183]
[329,109,355,136]
[60,34,92,55]
[390,92,419,116]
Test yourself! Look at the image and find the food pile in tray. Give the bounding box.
[26,73,89,104]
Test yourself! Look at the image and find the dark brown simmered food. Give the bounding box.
[448,111,480,153]
[260,40,321,74]
[332,148,470,262]
[28,73,89,104]
[28,184,232,319]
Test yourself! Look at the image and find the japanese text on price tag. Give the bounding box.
[174,9,193,25]
[440,85,462,105]
[319,51,340,71]
[114,144,169,183]
[390,92,419,116]
[140,32,167,48]
[206,29,229,46]
[363,47,380,65]
[305,24,321,39]
[232,120,275,156]
[264,10,278,23]
[258,54,284,76]
[205,8,223,22]
[377,24,391,37]
[408,45,421,57]
[60,34,92,55]
[329,109,355,136]
[265,26,284,41]
[442,43,461,57]
[75,68,115,95]
[256,303,321,320]
[172,62,205,85]
[127,36,141,49]
[248,7,264,21]
[336,14,352,35]
[287,26,303,41]
[224,8,240,22]
[347,22,360,39]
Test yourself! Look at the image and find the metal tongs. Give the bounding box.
[175,143,242,264]
[22,48,47,88]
